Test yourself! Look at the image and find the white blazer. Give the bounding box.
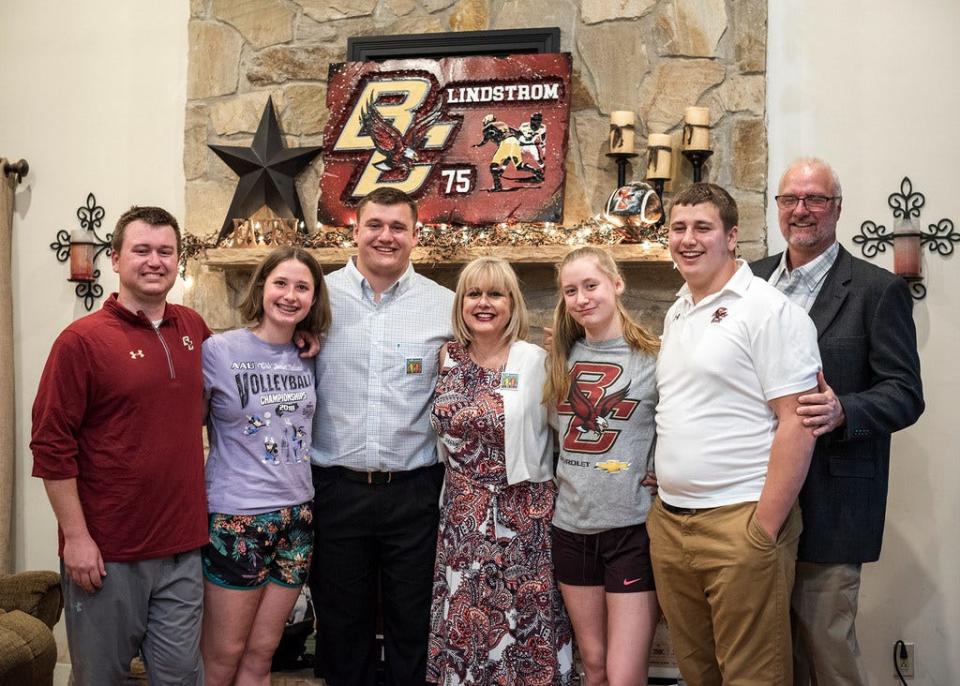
[437,339,554,485]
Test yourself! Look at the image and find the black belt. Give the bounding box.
[660,500,714,516]
[323,464,434,485]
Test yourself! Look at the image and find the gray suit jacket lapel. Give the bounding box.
[808,244,852,339]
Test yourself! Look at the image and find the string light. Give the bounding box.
[179,218,667,267]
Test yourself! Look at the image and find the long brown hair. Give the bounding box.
[239,247,331,338]
[543,246,659,406]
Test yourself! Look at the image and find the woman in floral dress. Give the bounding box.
[428,257,572,686]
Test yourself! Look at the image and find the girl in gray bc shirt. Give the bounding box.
[544,246,660,686]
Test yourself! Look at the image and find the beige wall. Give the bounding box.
[767,3,960,683]
[0,0,189,666]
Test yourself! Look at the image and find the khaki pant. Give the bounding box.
[792,561,868,686]
[647,498,802,686]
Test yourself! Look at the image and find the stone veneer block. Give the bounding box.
[572,110,622,209]
[299,0,376,23]
[210,91,276,136]
[183,104,210,181]
[638,59,725,128]
[423,0,457,10]
[581,0,656,24]
[294,14,339,42]
[709,74,765,116]
[570,70,598,112]
[738,241,767,263]
[577,22,649,113]
[385,0,418,17]
[733,0,766,73]
[187,21,243,99]
[246,45,342,86]
[731,118,766,192]
[191,0,209,18]
[656,0,727,57]
[186,265,245,331]
[185,179,238,236]
[449,0,490,31]
[492,0,578,52]
[211,0,295,49]
[562,159,592,225]
[282,85,329,135]
[381,15,445,35]
[731,191,766,243]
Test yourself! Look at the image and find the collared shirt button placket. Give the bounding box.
[367,302,385,471]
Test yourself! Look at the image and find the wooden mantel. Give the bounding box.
[198,243,671,270]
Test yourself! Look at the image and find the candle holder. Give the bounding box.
[50,193,113,311]
[606,152,638,188]
[853,176,958,300]
[682,149,713,183]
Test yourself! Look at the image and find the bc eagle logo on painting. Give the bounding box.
[319,53,572,227]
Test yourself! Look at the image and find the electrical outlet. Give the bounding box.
[895,641,915,678]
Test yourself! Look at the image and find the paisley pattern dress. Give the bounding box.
[427,342,573,686]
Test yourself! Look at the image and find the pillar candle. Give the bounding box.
[68,230,95,281]
[893,218,922,278]
[683,106,711,150]
[609,111,636,154]
[646,133,673,180]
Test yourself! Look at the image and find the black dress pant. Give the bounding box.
[309,464,444,686]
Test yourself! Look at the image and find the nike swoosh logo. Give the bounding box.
[623,578,642,586]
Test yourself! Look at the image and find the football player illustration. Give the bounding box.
[544,246,661,686]
[472,113,523,191]
[516,111,546,180]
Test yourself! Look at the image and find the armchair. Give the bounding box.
[0,571,63,686]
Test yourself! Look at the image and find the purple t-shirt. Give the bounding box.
[202,327,316,514]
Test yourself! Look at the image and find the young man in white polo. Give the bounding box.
[647,183,821,685]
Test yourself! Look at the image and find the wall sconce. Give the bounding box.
[854,177,958,299]
[50,193,113,311]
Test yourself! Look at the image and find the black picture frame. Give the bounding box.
[346,27,561,61]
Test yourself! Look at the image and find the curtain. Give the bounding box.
[0,159,18,573]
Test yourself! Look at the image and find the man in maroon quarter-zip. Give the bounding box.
[31,206,210,686]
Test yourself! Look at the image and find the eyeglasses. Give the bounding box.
[775,194,840,211]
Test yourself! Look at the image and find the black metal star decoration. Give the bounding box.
[209,97,323,240]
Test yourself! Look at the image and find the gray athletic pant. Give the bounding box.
[62,549,204,686]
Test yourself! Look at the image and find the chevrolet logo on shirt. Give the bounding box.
[594,460,630,474]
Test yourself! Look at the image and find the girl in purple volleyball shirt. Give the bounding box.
[200,247,330,686]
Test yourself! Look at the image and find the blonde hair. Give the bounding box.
[451,257,529,345]
[543,246,659,406]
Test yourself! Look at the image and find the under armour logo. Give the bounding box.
[72,601,83,613]
[182,336,194,350]
[710,307,728,323]
[130,349,144,359]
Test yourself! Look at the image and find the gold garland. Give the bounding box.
[180,219,667,268]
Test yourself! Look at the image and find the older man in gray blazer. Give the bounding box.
[751,158,924,685]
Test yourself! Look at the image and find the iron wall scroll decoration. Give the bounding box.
[50,193,113,311]
[853,176,958,299]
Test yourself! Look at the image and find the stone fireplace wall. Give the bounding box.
[183,0,767,335]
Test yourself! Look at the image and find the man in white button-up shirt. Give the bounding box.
[648,183,820,686]
[308,188,453,686]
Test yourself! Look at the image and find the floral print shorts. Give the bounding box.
[202,502,313,589]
